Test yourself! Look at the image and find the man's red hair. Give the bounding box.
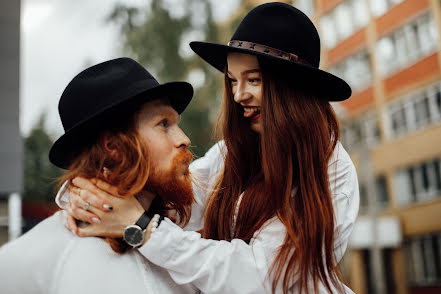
[58,103,191,253]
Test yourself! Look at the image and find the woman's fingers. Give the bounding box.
[94,178,123,198]
[70,178,113,211]
[66,201,101,224]
[69,186,112,212]
[66,214,78,234]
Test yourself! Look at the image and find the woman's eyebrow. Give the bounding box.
[227,69,261,77]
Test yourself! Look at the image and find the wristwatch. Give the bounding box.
[123,211,153,247]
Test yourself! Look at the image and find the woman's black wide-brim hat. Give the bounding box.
[190,2,351,101]
[49,57,193,169]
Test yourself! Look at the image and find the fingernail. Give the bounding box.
[103,204,113,211]
[71,229,76,235]
[92,217,101,224]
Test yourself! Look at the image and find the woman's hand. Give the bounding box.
[65,177,148,238]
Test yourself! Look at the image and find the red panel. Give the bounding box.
[327,28,367,65]
[339,86,374,113]
[384,54,440,98]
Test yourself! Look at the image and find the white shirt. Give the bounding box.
[0,211,197,294]
[55,141,359,293]
[139,141,359,293]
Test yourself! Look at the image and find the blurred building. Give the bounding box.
[310,0,441,293]
[0,0,22,245]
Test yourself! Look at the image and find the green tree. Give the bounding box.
[108,0,223,156]
[23,114,62,202]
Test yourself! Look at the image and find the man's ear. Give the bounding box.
[100,132,121,161]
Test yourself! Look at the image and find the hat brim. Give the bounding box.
[49,81,193,169]
[190,41,351,101]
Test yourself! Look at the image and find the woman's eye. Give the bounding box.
[248,78,260,84]
[228,77,237,84]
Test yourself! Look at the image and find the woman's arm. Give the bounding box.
[65,141,358,293]
[139,216,282,294]
[181,141,225,231]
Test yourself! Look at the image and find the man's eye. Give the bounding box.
[159,119,168,127]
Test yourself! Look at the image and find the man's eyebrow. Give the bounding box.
[227,69,261,77]
[153,106,179,121]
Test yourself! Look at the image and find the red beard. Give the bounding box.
[146,149,194,210]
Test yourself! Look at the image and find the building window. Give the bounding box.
[375,176,389,207]
[352,0,369,28]
[320,0,369,48]
[377,36,395,75]
[370,0,404,18]
[389,104,407,137]
[294,0,315,17]
[330,50,372,92]
[394,157,441,206]
[357,176,389,212]
[334,2,353,40]
[386,82,441,139]
[377,12,438,76]
[341,111,379,151]
[405,233,441,285]
[362,249,375,294]
[359,183,369,211]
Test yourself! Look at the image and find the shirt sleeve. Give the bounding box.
[138,142,360,294]
[328,142,360,262]
[183,141,226,231]
[139,217,276,294]
[55,180,70,209]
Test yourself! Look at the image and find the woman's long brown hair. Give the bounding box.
[203,57,343,294]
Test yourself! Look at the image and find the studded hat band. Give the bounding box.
[227,40,311,66]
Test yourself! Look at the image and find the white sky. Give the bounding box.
[20,0,239,137]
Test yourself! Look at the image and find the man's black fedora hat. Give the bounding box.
[49,57,193,169]
[190,2,351,101]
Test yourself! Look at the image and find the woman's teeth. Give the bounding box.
[244,107,260,118]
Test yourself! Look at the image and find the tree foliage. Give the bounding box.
[23,114,62,202]
[109,0,224,156]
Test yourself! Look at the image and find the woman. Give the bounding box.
[64,3,359,293]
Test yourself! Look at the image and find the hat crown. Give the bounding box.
[231,2,320,68]
[59,57,158,132]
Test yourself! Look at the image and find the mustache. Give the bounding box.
[174,148,193,167]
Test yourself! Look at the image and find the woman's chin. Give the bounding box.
[250,121,262,134]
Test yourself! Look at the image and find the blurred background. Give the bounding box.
[1,0,441,293]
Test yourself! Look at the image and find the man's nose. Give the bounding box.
[175,127,191,148]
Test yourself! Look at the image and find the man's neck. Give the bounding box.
[135,191,156,210]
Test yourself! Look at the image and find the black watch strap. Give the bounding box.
[135,211,164,230]
[135,211,152,230]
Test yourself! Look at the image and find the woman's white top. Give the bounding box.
[0,211,197,294]
[141,141,359,293]
[56,141,359,293]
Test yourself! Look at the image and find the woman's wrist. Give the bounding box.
[142,214,163,246]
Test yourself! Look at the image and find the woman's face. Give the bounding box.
[227,52,263,133]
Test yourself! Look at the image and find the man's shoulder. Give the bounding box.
[0,211,76,294]
[0,211,74,263]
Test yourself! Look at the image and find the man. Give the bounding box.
[0,57,198,294]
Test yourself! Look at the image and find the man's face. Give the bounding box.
[136,98,193,204]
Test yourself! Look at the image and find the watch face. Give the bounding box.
[123,225,144,247]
